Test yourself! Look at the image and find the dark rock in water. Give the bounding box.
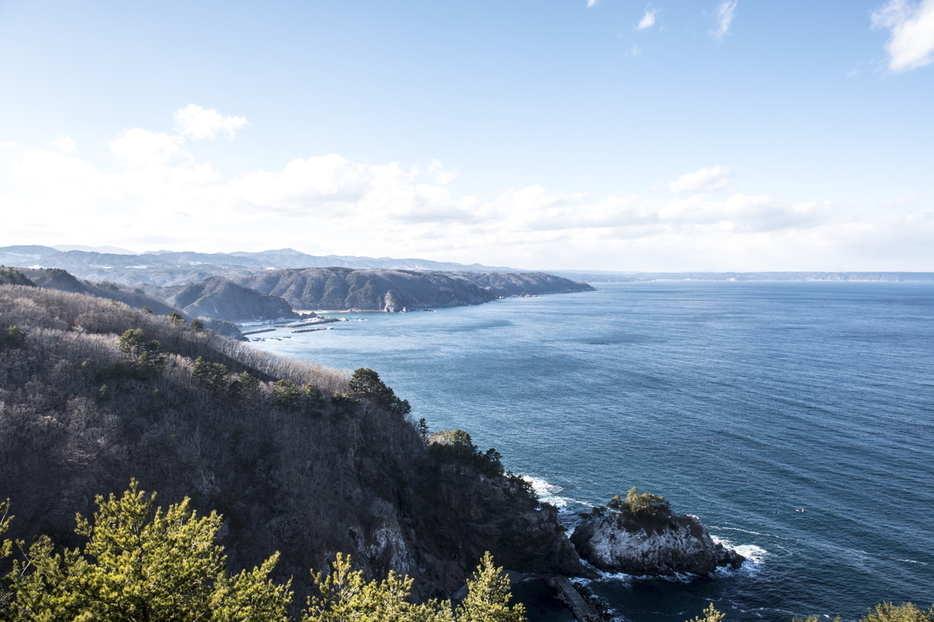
[570,508,745,576]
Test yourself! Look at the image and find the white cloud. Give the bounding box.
[712,0,738,41]
[638,9,657,30]
[587,0,598,7]
[0,142,19,150]
[108,128,186,167]
[668,165,733,194]
[872,0,934,72]
[174,104,249,140]
[3,121,934,271]
[48,136,77,153]
[430,159,460,184]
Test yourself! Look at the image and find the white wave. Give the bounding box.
[712,525,793,541]
[522,475,562,496]
[733,544,768,564]
[520,475,581,509]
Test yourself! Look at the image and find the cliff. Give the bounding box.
[0,285,585,606]
[230,268,594,311]
[0,247,515,287]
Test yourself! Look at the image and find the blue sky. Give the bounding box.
[1,0,932,271]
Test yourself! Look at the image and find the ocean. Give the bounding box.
[248,282,934,622]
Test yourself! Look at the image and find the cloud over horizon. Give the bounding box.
[1,108,932,271]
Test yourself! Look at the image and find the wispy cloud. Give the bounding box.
[586,0,598,7]
[711,0,738,41]
[872,0,934,72]
[638,9,657,30]
[174,104,249,140]
[669,165,733,194]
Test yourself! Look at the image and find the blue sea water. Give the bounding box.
[250,282,934,622]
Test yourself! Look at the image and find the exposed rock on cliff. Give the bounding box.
[570,506,745,576]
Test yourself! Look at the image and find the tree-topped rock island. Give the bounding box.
[571,488,745,576]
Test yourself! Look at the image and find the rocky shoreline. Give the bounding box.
[570,507,745,577]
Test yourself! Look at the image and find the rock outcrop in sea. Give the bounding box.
[570,505,745,576]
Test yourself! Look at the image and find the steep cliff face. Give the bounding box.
[570,509,745,576]
[0,285,584,605]
[232,268,594,311]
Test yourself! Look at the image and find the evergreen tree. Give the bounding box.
[302,553,452,622]
[193,357,230,393]
[687,604,726,622]
[456,552,525,622]
[1,482,289,622]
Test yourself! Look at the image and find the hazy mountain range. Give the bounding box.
[0,246,515,286]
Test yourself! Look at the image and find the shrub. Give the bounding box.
[228,371,260,402]
[861,603,934,622]
[581,487,670,521]
[428,430,504,478]
[193,357,229,393]
[330,392,357,415]
[348,368,410,417]
[273,380,301,410]
[303,384,325,414]
[117,328,166,378]
[687,604,725,622]
[0,325,25,349]
[622,486,670,516]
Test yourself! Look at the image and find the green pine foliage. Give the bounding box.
[0,486,527,622]
[580,487,671,520]
[427,430,504,478]
[860,603,934,622]
[688,604,726,622]
[302,553,453,622]
[456,552,525,622]
[1,481,289,622]
[349,368,411,417]
[193,356,230,393]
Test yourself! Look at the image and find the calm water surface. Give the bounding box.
[250,282,934,622]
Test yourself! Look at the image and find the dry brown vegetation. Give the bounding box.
[0,284,583,607]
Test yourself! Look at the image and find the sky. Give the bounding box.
[1,0,933,271]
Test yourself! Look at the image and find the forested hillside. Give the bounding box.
[230,268,594,311]
[0,285,583,605]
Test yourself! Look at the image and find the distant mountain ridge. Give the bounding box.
[0,246,516,286]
